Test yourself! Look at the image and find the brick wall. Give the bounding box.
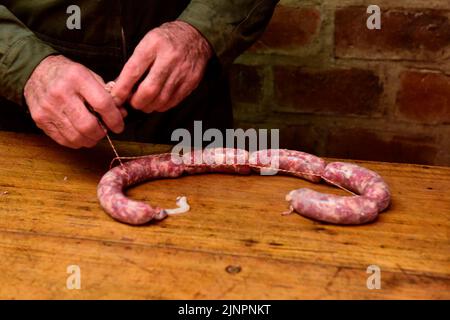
[230,0,450,166]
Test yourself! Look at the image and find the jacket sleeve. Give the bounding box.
[0,5,58,105]
[178,0,279,65]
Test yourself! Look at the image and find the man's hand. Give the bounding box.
[24,55,126,149]
[112,20,213,113]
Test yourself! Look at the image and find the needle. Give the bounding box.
[85,102,124,169]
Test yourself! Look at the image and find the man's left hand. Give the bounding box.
[112,21,213,113]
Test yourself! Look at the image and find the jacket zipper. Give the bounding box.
[121,27,127,63]
[119,0,127,63]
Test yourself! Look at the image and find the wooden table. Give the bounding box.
[0,131,448,299]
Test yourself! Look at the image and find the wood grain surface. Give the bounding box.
[0,131,448,299]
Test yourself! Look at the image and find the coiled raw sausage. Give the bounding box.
[97,148,391,225]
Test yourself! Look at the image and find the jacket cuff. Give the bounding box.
[0,35,58,106]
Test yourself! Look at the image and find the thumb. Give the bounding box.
[105,81,128,118]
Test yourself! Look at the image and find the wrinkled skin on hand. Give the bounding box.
[112,20,213,113]
[24,55,126,149]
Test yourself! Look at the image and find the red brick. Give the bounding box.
[326,129,438,165]
[250,6,321,52]
[396,71,450,124]
[273,67,382,115]
[229,64,264,104]
[335,7,450,60]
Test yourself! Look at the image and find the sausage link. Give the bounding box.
[249,149,326,182]
[286,162,391,224]
[97,154,184,225]
[183,148,251,175]
[286,190,379,224]
[98,148,250,225]
[322,162,391,211]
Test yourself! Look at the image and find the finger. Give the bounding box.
[151,74,182,112]
[130,57,172,112]
[155,67,202,112]
[150,58,206,112]
[170,79,199,109]
[56,116,98,148]
[43,123,78,149]
[155,84,182,112]
[86,72,128,120]
[63,97,106,141]
[112,45,156,106]
[77,72,124,134]
[104,81,128,120]
[30,103,78,148]
[91,77,127,118]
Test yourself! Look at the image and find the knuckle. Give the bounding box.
[66,135,78,145]
[130,96,151,112]
[92,96,112,114]
[67,63,83,73]
[188,69,203,84]
[96,96,111,111]
[131,99,146,111]
[192,73,203,84]
[131,89,152,108]
[78,72,91,83]
[65,67,82,82]
[159,92,171,105]
[127,58,139,69]
[67,133,84,146]
[186,79,200,95]
[143,85,159,99]
[79,119,98,134]
[126,61,144,79]
[171,50,183,60]
[32,110,48,124]
[47,83,66,98]
[149,31,163,44]
[44,126,59,137]
[106,117,121,132]
[133,45,146,58]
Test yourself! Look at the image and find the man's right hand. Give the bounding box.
[24,55,125,149]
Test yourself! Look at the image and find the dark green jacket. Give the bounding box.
[0,0,278,105]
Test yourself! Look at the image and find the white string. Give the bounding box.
[102,125,124,168]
